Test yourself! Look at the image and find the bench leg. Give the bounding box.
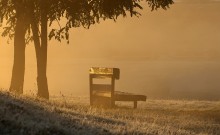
[111,100,115,108]
[134,101,137,109]
[90,96,93,106]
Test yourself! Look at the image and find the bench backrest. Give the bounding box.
[89,67,120,79]
[89,67,120,105]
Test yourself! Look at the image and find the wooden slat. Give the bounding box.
[114,91,147,101]
[92,90,147,101]
[90,67,120,79]
[92,84,112,91]
[92,90,111,97]
[90,74,113,79]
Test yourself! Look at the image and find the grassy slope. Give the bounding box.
[0,91,220,135]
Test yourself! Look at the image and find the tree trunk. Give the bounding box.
[30,3,49,99]
[9,13,27,94]
[37,2,49,99]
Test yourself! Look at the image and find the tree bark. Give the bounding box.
[37,2,49,99]
[30,2,49,99]
[9,12,27,94]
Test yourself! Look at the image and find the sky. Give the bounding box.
[0,0,220,99]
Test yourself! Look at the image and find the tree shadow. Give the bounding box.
[0,92,148,135]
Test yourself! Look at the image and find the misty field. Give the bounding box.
[0,91,220,135]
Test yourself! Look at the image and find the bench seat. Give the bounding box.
[93,90,146,101]
[92,90,147,108]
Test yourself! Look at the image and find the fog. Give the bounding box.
[0,0,220,99]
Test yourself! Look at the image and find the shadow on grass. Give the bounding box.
[0,91,139,135]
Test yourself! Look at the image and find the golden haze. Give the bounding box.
[0,0,220,99]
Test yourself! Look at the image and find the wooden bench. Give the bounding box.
[89,67,146,108]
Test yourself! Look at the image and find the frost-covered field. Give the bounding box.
[0,91,220,135]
